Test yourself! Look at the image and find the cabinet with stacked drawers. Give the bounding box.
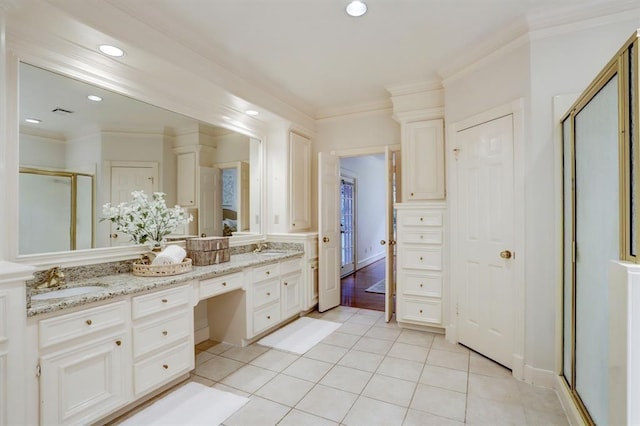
[396,203,446,328]
[131,284,194,397]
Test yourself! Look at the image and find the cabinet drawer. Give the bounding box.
[253,279,280,308]
[132,285,191,320]
[199,272,243,300]
[401,272,442,298]
[133,340,193,396]
[400,211,442,227]
[280,258,302,275]
[253,302,281,335]
[252,263,279,283]
[133,310,191,359]
[399,298,442,325]
[39,301,128,349]
[400,246,442,271]
[401,229,443,245]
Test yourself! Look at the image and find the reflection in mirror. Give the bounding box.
[18,62,262,256]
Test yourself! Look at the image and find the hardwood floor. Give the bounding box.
[340,258,385,311]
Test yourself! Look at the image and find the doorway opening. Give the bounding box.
[337,153,398,312]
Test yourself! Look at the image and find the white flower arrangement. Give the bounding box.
[102,191,193,249]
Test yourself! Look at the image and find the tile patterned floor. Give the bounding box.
[120,306,570,425]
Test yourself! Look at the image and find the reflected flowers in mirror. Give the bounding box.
[101,191,193,249]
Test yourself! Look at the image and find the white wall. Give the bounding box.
[19,133,66,168]
[340,154,387,269]
[314,110,400,230]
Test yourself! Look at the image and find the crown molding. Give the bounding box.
[315,98,393,121]
[385,80,443,97]
[439,1,640,87]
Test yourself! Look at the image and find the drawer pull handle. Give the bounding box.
[115,340,122,346]
[267,315,271,320]
[86,319,92,326]
[162,330,168,336]
[163,364,169,370]
[222,282,227,286]
[162,299,168,303]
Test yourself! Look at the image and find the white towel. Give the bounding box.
[151,245,187,265]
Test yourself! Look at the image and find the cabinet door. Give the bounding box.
[289,132,311,230]
[402,119,444,200]
[281,271,302,318]
[177,151,196,206]
[40,332,130,425]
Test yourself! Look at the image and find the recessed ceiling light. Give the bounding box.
[245,110,259,116]
[98,44,125,57]
[25,118,41,124]
[87,95,103,102]
[346,0,367,17]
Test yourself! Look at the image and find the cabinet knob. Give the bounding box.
[419,309,423,314]
[267,315,271,320]
[266,271,270,275]
[162,330,168,336]
[420,235,424,239]
[411,192,415,196]
[419,257,423,261]
[163,364,169,370]
[222,282,227,286]
[86,319,92,326]
[110,233,118,239]
[420,283,423,288]
[284,282,288,286]
[292,223,296,227]
[162,299,168,303]
[115,340,122,346]
[419,217,423,221]
[267,292,271,296]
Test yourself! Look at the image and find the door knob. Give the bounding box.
[323,237,330,243]
[380,240,386,245]
[500,250,512,259]
[110,233,118,239]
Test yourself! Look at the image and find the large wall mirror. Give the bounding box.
[18,62,263,256]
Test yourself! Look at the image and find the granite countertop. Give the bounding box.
[28,250,304,317]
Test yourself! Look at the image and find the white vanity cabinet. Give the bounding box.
[396,203,445,328]
[280,258,302,319]
[250,262,282,336]
[0,262,35,426]
[401,119,445,201]
[289,132,312,231]
[176,150,197,206]
[38,300,132,425]
[131,284,194,397]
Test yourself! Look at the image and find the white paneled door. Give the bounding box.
[318,152,341,312]
[109,163,158,246]
[200,166,223,237]
[456,114,515,368]
[384,147,396,322]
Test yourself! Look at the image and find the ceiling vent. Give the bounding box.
[51,107,74,115]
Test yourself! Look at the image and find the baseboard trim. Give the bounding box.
[523,364,557,389]
[512,354,525,381]
[356,252,385,271]
[555,375,585,426]
[194,326,210,345]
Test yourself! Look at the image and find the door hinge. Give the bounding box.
[36,364,41,377]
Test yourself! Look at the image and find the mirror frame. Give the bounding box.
[8,52,268,268]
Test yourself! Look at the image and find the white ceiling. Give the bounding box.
[93,0,635,117]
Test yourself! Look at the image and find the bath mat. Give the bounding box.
[120,382,248,426]
[365,279,385,294]
[257,317,341,354]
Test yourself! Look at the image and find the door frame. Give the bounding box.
[320,145,401,318]
[447,99,526,380]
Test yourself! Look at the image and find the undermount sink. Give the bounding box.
[31,285,105,301]
[256,250,286,256]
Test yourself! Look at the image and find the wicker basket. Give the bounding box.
[132,257,192,277]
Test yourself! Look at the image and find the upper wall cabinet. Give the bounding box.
[401,119,445,201]
[289,132,311,231]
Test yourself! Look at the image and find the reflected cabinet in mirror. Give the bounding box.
[18,62,262,256]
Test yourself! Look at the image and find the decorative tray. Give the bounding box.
[132,257,192,277]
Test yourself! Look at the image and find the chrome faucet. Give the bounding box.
[36,266,66,289]
[253,243,268,253]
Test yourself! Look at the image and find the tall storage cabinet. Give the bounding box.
[395,203,445,328]
[289,132,311,231]
[401,119,445,201]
